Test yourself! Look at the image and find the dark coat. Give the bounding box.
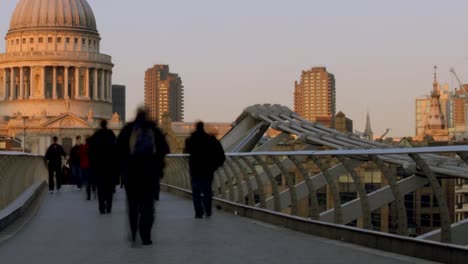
[89,128,117,185]
[185,130,225,181]
[116,119,170,190]
[45,143,66,168]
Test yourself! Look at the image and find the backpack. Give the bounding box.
[211,136,225,170]
[129,125,157,156]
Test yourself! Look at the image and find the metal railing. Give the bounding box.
[162,146,468,245]
[0,152,48,210]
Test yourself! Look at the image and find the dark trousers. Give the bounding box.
[125,186,154,243]
[191,179,213,217]
[97,182,114,213]
[48,165,62,191]
[71,165,82,189]
[82,169,95,200]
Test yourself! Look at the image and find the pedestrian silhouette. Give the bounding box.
[79,137,95,200]
[69,135,82,190]
[117,107,169,246]
[89,120,117,214]
[45,136,66,194]
[185,121,225,218]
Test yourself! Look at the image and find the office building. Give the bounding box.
[144,65,184,123]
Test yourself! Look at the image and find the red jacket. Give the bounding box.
[78,143,90,169]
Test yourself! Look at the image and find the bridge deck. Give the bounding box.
[0,187,435,264]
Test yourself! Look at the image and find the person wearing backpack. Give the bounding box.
[185,121,225,219]
[116,108,169,246]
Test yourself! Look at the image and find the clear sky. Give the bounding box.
[1,0,468,137]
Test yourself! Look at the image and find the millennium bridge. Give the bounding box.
[1,104,468,263]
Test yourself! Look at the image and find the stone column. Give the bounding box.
[40,66,46,99]
[64,66,69,99]
[93,68,98,100]
[30,67,34,99]
[75,66,80,99]
[85,67,90,99]
[2,68,7,100]
[52,66,57,99]
[19,67,24,99]
[10,68,14,100]
[109,71,113,102]
[100,69,105,101]
[107,71,112,102]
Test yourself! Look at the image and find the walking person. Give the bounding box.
[79,137,94,200]
[89,120,118,214]
[117,108,169,246]
[45,136,66,194]
[185,122,225,218]
[69,136,82,190]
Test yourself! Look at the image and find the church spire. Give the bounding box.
[363,111,373,140]
[433,65,439,94]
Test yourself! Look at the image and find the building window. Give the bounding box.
[48,37,53,43]
[421,214,431,227]
[39,37,43,43]
[22,38,26,44]
[421,195,431,208]
[82,39,86,45]
[57,37,62,43]
[75,38,78,44]
[433,214,441,227]
[66,38,70,43]
[16,39,19,44]
[30,38,34,43]
[88,39,92,45]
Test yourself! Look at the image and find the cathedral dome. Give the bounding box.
[9,0,97,33]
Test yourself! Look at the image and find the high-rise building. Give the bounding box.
[144,65,184,123]
[294,67,336,125]
[112,85,126,121]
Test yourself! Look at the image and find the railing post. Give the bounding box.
[269,155,299,216]
[311,156,343,224]
[370,155,408,236]
[409,154,452,243]
[232,157,255,206]
[225,157,245,204]
[241,156,266,208]
[336,156,372,230]
[254,156,281,212]
[288,155,320,220]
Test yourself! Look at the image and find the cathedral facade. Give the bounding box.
[0,0,120,154]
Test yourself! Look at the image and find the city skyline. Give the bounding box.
[1,0,468,136]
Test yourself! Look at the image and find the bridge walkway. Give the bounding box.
[0,186,435,264]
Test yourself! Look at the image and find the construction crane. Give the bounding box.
[449,67,468,139]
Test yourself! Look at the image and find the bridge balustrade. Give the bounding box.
[0,152,48,210]
[163,148,468,246]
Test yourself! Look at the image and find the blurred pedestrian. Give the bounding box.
[185,121,225,218]
[45,136,66,194]
[89,120,117,214]
[79,137,95,200]
[117,107,169,246]
[69,135,82,190]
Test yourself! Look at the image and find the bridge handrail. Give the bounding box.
[0,153,48,210]
[168,145,468,157]
[163,146,468,246]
